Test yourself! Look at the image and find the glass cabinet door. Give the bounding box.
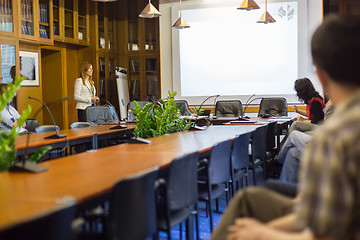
[53,0,60,36]
[145,58,159,101]
[21,0,34,36]
[127,0,138,52]
[39,0,50,39]
[78,0,87,42]
[107,4,115,51]
[99,57,106,99]
[64,0,74,39]
[128,58,140,100]
[0,0,13,33]
[143,0,159,51]
[97,3,105,49]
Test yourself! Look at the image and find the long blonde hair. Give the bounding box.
[79,62,94,90]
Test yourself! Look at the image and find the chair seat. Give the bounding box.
[157,207,193,230]
[198,183,225,201]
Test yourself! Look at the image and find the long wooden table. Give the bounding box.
[1,125,259,232]
[15,125,134,156]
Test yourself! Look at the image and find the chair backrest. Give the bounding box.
[25,119,39,132]
[35,125,60,133]
[208,139,233,185]
[258,98,288,117]
[86,106,115,125]
[265,121,277,152]
[215,100,242,117]
[104,104,120,122]
[252,125,268,160]
[231,132,251,171]
[0,204,75,240]
[167,152,199,211]
[70,122,91,129]
[108,167,158,240]
[127,101,149,121]
[175,100,191,116]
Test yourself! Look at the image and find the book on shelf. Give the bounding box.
[129,79,138,95]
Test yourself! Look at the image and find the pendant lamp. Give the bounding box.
[139,0,161,18]
[172,0,190,29]
[257,0,276,23]
[237,0,260,11]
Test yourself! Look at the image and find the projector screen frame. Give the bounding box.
[171,0,323,106]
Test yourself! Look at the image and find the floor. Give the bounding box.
[158,168,265,240]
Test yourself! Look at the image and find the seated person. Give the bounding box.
[0,85,26,133]
[277,103,334,183]
[211,15,360,240]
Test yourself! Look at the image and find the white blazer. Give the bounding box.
[74,78,96,110]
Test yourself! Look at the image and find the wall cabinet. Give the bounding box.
[96,2,116,52]
[53,0,89,45]
[128,55,160,101]
[123,0,161,101]
[18,0,53,44]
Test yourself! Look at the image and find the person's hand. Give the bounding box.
[227,218,265,240]
[91,97,99,103]
[292,105,298,113]
[297,115,305,121]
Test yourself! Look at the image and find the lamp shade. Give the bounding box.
[237,0,260,10]
[257,11,276,23]
[139,2,161,18]
[172,17,190,29]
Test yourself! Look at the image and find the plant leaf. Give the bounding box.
[29,146,52,163]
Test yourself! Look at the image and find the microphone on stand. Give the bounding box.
[10,96,69,173]
[100,98,127,130]
[197,94,220,116]
[189,95,220,131]
[242,97,264,119]
[28,97,67,139]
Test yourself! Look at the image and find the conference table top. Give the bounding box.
[0,125,259,231]
[15,125,134,154]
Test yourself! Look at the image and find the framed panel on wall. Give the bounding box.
[19,51,39,86]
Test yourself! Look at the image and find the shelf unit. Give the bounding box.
[52,0,89,45]
[95,2,116,52]
[123,0,160,101]
[0,0,15,37]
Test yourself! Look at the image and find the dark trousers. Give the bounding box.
[77,109,86,122]
[211,187,294,240]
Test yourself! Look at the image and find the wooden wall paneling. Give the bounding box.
[40,45,68,129]
[65,45,80,126]
[18,44,43,124]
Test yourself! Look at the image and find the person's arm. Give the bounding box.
[293,105,308,117]
[74,78,92,104]
[0,108,14,128]
[227,218,341,240]
[309,101,324,124]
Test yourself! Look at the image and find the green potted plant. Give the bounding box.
[0,77,51,172]
[131,91,192,139]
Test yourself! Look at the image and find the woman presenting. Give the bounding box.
[74,62,99,122]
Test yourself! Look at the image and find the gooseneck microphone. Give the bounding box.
[197,94,220,116]
[242,97,264,119]
[28,97,67,139]
[10,96,69,173]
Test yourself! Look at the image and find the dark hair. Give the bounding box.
[311,14,360,86]
[294,78,322,104]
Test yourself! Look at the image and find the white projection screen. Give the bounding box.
[171,0,323,105]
